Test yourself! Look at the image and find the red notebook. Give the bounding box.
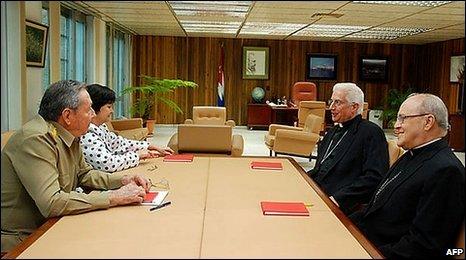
[142,191,168,205]
[260,201,309,216]
[251,161,283,170]
[163,154,194,162]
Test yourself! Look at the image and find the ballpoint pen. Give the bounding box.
[150,201,171,211]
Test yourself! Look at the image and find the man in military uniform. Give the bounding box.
[1,80,150,252]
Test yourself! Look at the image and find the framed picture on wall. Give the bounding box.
[359,57,388,82]
[450,55,465,83]
[25,20,49,67]
[242,47,269,79]
[306,54,337,80]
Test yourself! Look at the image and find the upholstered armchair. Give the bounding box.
[297,101,326,132]
[185,106,235,127]
[168,124,243,157]
[264,114,322,157]
[387,139,404,167]
[362,102,369,120]
[105,118,149,141]
[291,82,317,107]
[1,131,15,150]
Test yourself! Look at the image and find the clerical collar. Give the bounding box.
[335,114,361,128]
[409,138,442,156]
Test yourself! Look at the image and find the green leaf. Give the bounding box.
[120,75,197,119]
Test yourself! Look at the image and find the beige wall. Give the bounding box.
[25,1,43,121]
[2,1,109,130]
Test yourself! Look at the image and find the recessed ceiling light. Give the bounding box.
[352,1,451,7]
[295,24,368,37]
[169,1,252,18]
[346,26,433,40]
[240,22,306,35]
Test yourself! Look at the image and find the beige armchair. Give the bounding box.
[105,118,148,141]
[185,106,235,127]
[297,101,326,132]
[168,124,243,157]
[387,139,404,167]
[1,131,15,150]
[265,114,322,157]
[362,102,369,120]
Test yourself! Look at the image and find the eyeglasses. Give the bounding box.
[147,163,158,172]
[327,99,352,107]
[148,178,170,190]
[396,113,430,124]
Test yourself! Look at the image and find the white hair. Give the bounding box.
[408,93,449,134]
[333,82,364,114]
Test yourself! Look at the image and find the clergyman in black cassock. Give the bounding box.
[350,93,465,258]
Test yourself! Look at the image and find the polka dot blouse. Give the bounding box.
[80,123,149,173]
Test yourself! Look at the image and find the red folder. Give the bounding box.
[163,154,194,162]
[142,191,169,205]
[251,161,283,170]
[143,192,158,203]
[260,201,309,216]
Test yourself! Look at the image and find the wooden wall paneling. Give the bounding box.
[132,35,464,125]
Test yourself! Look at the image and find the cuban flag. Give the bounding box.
[217,43,225,107]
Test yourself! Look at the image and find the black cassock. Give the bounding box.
[308,114,389,214]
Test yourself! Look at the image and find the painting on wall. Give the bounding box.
[306,54,337,80]
[25,20,48,67]
[359,57,388,82]
[450,55,465,83]
[242,47,269,79]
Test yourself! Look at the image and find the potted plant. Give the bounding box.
[380,88,413,128]
[122,75,198,133]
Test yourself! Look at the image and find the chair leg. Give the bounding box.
[269,150,272,156]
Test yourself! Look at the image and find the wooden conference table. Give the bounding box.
[5,157,382,259]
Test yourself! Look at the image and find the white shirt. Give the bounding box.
[80,123,149,173]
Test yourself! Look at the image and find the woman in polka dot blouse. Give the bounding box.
[80,84,173,173]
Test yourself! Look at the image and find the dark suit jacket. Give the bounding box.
[308,115,389,214]
[350,139,465,258]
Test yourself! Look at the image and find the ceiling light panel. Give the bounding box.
[295,24,369,38]
[345,26,433,40]
[239,22,306,35]
[181,21,241,33]
[169,1,252,34]
[169,1,251,18]
[352,1,451,7]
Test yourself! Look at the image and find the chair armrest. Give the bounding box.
[231,134,244,157]
[167,133,179,154]
[275,129,320,142]
[110,118,143,131]
[184,119,194,124]
[225,120,236,127]
[268,124,303,135]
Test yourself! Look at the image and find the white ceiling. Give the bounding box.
[76,1,465,44]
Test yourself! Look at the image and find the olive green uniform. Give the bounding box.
[1,115,123,251]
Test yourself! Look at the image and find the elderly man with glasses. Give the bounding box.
[350,93,464,258]
[307,82,389,215]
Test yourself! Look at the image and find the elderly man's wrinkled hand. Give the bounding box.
[121,174,151,192]
[109,183,146,207]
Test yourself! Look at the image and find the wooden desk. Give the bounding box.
[270,106,298,126]
[5,157,382,259]
[247,104,298,129]
[247,103,271,129]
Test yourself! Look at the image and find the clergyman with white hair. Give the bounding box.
[307,82,389,215]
